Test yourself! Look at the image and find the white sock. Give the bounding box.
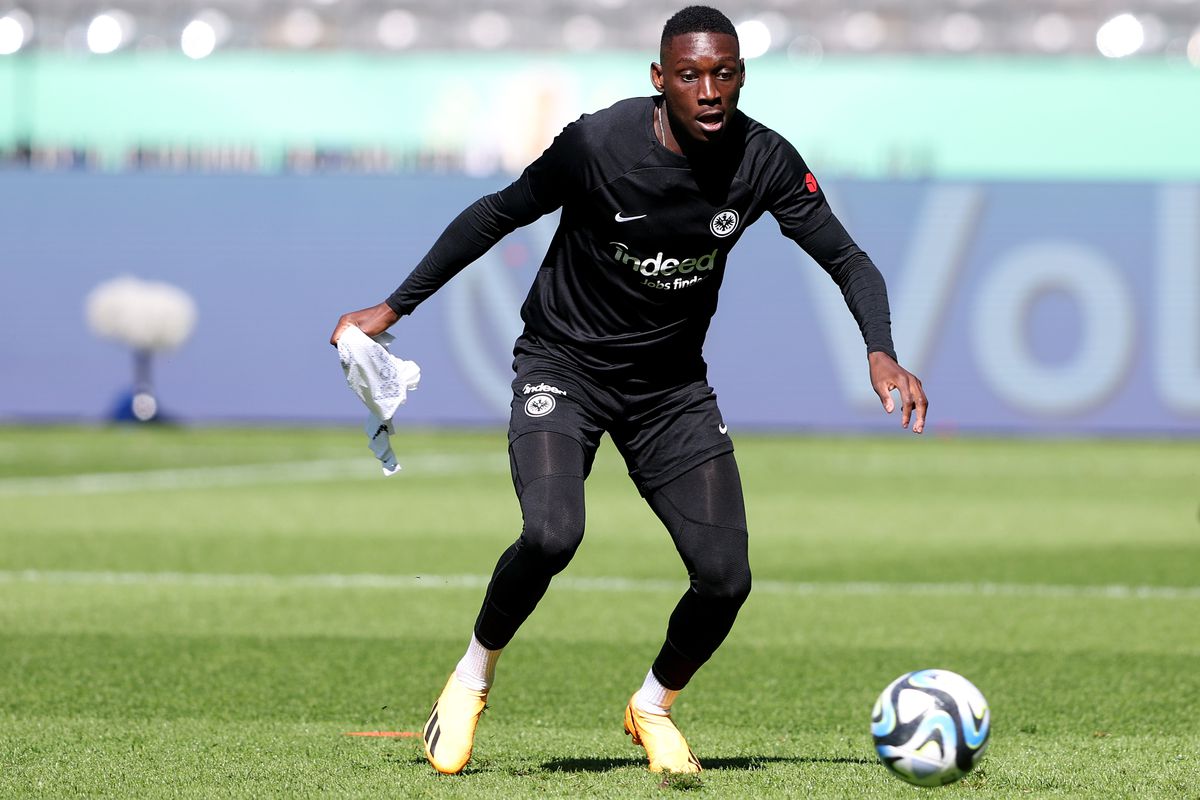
[454,634,501,692]
[633,669,679,716]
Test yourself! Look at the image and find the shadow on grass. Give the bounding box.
[542,755,872,773]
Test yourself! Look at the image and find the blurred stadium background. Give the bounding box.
[1,0,1198,432]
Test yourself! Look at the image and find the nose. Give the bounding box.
[698,75,719,104]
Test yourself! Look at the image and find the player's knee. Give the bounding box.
[517,474,585,574]
[519,516,583,573]
[700,563,752,605]
[690,535,752,605]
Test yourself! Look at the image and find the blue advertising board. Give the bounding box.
[1,173,1196,434]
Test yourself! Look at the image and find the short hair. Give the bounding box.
[660,6,737,50]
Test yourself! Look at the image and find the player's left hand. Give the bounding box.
[868,351,927,434]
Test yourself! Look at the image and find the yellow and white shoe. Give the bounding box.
[623,695,702,774]
[422,673,488,775]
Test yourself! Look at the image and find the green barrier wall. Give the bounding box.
[2,52,1197,179]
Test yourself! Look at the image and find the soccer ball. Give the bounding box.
[871,668,990,787]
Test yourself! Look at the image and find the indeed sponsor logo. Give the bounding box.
[609,242,719,278]
[523,382,567,396]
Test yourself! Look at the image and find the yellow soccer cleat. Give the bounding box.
[422,673,488,775]
[623,695,702,774]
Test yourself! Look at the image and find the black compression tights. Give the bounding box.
[474,431,751,691]
[473,431,588,650]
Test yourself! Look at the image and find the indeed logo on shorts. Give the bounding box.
[609,241,719,278]
[523,383,567,396]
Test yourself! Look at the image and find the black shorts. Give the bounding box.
[508,342,733,495]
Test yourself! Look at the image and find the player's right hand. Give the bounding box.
[330,302,400,346]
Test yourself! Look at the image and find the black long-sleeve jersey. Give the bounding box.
[386,96,895,378]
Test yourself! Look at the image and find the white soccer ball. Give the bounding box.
[871,668,990,787]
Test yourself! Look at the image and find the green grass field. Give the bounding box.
[1,425,1197,798]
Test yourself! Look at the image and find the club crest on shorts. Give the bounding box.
[710,209,739,238]
[524,393,556,417]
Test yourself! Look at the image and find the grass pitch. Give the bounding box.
[0,425,1197,798]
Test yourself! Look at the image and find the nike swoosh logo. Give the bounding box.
[718,423,728,434]
[615,212,647,222]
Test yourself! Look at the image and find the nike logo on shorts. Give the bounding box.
[614,212,647,222]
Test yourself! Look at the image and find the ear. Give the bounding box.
[650,61,665,93]
[738,58,747,87]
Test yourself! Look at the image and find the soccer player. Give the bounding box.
[330,5,927,776]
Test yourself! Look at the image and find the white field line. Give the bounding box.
[0,454,508,496]
[0,570,1197,600]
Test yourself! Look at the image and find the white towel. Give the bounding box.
[337,326,421,475]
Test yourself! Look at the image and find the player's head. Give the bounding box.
[652,6,745,148]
